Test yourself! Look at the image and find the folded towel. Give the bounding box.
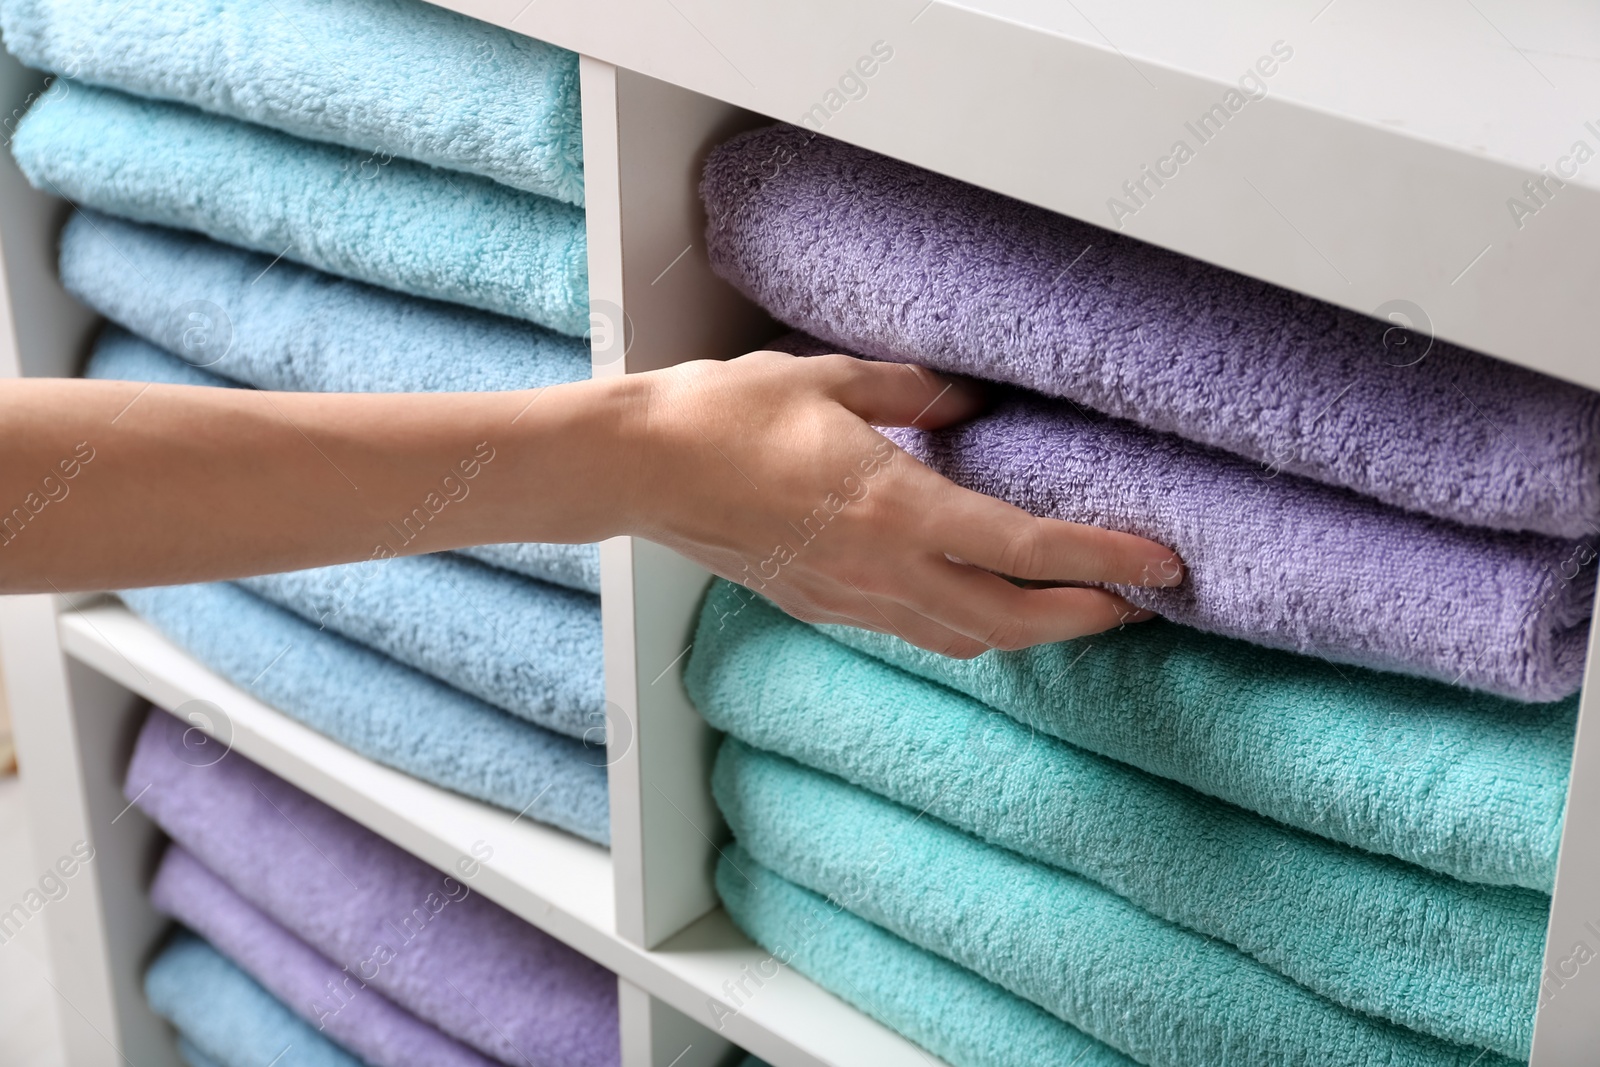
[119,583,609,841]
[178,1036,226,1067]
[240,553,603,740]
[0,0,584,204]
[129,708,622,1067]
[722,572,1575,893]
[714,740,1512,1067]
[83,325,599,594]
[685,587,1544,1057]
[147,932,364,1067]
[720,845,1126,1067]
[14,85,588,334]
[703,125,1600,539]
[152,844,499,1067]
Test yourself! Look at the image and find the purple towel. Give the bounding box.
[151,844,498,1067]
[703,125,1600,540]
[125,708,620,1067]
[770,332,1591,702]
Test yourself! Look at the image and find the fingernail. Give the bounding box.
[1144,553,1185,587]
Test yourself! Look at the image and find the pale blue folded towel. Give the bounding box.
[0,0,585,203]
[178,1037,226,1067]
[147,932,364,1067]
[716,740,1513,1067]
[14,84,589,334]
[85,325,599,594]
[120,581,609,843]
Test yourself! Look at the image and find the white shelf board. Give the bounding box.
[449,0,1600,391]
[57,600,946,1067]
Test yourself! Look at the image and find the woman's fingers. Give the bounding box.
[812,353,988,429]
[936,481,1184,588]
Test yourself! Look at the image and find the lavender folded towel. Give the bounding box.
[127,708,621,1067]
[703,124,1600,538]
[152,844,499,1067]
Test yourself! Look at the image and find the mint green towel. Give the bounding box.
[714,740,1515,1067]
[715,579,1575,892]
[0,0,584,203]
[686,585,1543,1057]
[12,84,588,334]
[716,845,1133,1067]
[146,932,364,1067]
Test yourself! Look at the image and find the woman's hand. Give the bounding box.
[620,351,1184,657]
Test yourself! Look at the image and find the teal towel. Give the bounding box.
[0,0,584,203]
[85,323,598,594]
[741,578,1576,893]
[120,581,609,843]
[716,845,1133,1067]
[685,586,1544,1057]
[146,932,364,1067]
[713,740,1515,1067]
[13,84,588,334]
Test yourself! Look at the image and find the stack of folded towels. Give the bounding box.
[688,124,1598,1067]
[128,705,621,1067]
[2,0,609,842]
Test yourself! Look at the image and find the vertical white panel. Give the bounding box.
[619,977,738,1067]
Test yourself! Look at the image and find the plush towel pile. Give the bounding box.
[686,584,1546,1055]
[84,320,598,594]
[765,332,1588,702]
[702,124,1600,539]
[715,740,1514,1067]
[121,582,609,840]
[129,707,621,1065]
[14,84,588,333]
[147,932,364,1067]
[0,0,584,203]
[153,846,499,1067]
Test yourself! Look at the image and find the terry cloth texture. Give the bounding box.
[152,845,500,1067]
[13,84,589,333]
[766,329,1589,703]
[685,587,1545,1056]
[717,846,1134,1067]
[239,553,603,739]
[0,0,584,203]
[84,323,599,594]
[119,583,610,842]
[713,740,1516,1067]
[147,932,365,1067]
[129,708,621,1067]
[739,572,1579,893]
[702,124,1600,539]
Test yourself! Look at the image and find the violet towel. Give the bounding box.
[152,844,500,1067]
[891,389,1591,701]
[127,707,621,1067]
[703,124,1600,539]
[767,333,1590,702]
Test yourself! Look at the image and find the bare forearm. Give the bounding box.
[0,376,645,592]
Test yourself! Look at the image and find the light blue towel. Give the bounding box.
[178,1036,226,1067]
[146,932,364,1067]
[717,846,1135,1067]
[0,0,585,204]
[714,741,1513,1067]
[240,554,603,741]
[120,581,609,843]
[85,326,599,594]
[686,587,1544,1057]
[14,84,589,334]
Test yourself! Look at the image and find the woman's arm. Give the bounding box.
[0,350,1181,656]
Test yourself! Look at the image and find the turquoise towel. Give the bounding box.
[685,587,1544,1057]
[0,0,585,204]
[717,846,1132,1067]
[733,577,1576,893]
[85,324,598,594]
[13,84,589,334]
[120,581,609,843]
[146,932,363,1067]
[713,740,1515,1067]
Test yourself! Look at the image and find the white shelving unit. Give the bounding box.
[2,2,1598,1065]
